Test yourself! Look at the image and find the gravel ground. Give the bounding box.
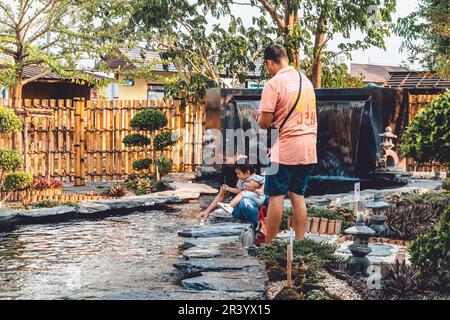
[320,271,363,300]
[267,281,288,300]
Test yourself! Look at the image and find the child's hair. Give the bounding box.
[235,163,256,174]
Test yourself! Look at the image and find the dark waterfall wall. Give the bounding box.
[205,87,400,179]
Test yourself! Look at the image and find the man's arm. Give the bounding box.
[258,111,273,129]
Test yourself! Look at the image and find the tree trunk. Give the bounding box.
[286,7,301,68]
[311,14,327,88]
[11,67,23,109]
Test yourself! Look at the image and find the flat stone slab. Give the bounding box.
[180,236,240,250]
[16,206,77,218]
[178,222,250,238]
[183,241,247,260]
[166,182,218,195]
[99,289,264,300]
[181,271,267,296]
[174,257,262,274]
[337,243,393,257]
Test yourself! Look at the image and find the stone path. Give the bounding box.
[175,210,268,300]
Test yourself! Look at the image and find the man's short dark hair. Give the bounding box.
[235,163,256,174]
[264,44,288,63]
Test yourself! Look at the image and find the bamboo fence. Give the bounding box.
[0,98,205,185]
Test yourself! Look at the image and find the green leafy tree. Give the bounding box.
[203,0,396,88]
[0,0,134,108]
[122,109,179,180]
[402,90,450,168]
[396,0,450,79]
[129,0,273,96]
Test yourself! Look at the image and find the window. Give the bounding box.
[148,84,165,101]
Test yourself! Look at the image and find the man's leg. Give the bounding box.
[288,164,314,239]
[289,192,307,239]
[265,195,284,243]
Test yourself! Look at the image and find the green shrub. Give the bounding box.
[442,178,450,191]
[130,109,168,131]
[256,238,344,283]
[409,205,450,291]
[402,90,450,168]
[122,133,150,147]
[132,158,152,171]
[3,172,33,192]
[0,106,22,133]
[33,200,78,208]
[0,149,23,173]
[153,131,178,151]
[157,156,173,176]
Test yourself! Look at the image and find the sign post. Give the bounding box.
[354,182,361,213]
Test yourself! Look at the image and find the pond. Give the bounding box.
[0,204,199,300]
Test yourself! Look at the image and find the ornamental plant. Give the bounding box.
[0,106,22,133]
[402,90,450,169]
[122,108,178,180]
[409,205,450,291]
[0,107,32,205]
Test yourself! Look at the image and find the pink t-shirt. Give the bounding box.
[259,66,317,165]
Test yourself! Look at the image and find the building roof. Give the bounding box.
[23,65,111,81]
[384,71,450,89]
[105,47,263,78]
[350,63,406,84]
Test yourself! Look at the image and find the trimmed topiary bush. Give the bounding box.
[0,149,23,175]
[122,134,151,147]
[402,90,450,168]
[130,109,168,131]
[3,172,33,192]
[0,106,22,133]
[153,131,178,151]
[443,178,450,191]
[157,156,173,177]
[132,158,152,171]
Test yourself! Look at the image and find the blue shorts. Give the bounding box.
[264,163,315,196]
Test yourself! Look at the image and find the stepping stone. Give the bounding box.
[183,241,247,260]
[100,289,265,300]
[181,271,267,297]
[174,257,263,274]
[178,222,250,238]
[180,236,240,250]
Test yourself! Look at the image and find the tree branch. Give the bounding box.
[258,0,285,31]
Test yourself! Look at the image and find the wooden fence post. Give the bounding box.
[74,99,86,186]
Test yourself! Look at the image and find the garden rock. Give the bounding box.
[174,257,262,274]
[181,271,267,296]
[178,222,250,238]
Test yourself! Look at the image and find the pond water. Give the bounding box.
[0,206,198,300]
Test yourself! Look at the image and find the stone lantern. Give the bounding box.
[344,214,376,276]
[366,193,389,236]
[376,127,400,169]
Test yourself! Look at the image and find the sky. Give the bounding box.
[2,0,421,68]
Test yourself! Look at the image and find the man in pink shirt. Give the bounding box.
[257,44,317,243]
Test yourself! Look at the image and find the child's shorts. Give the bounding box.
[241,191,266,207]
